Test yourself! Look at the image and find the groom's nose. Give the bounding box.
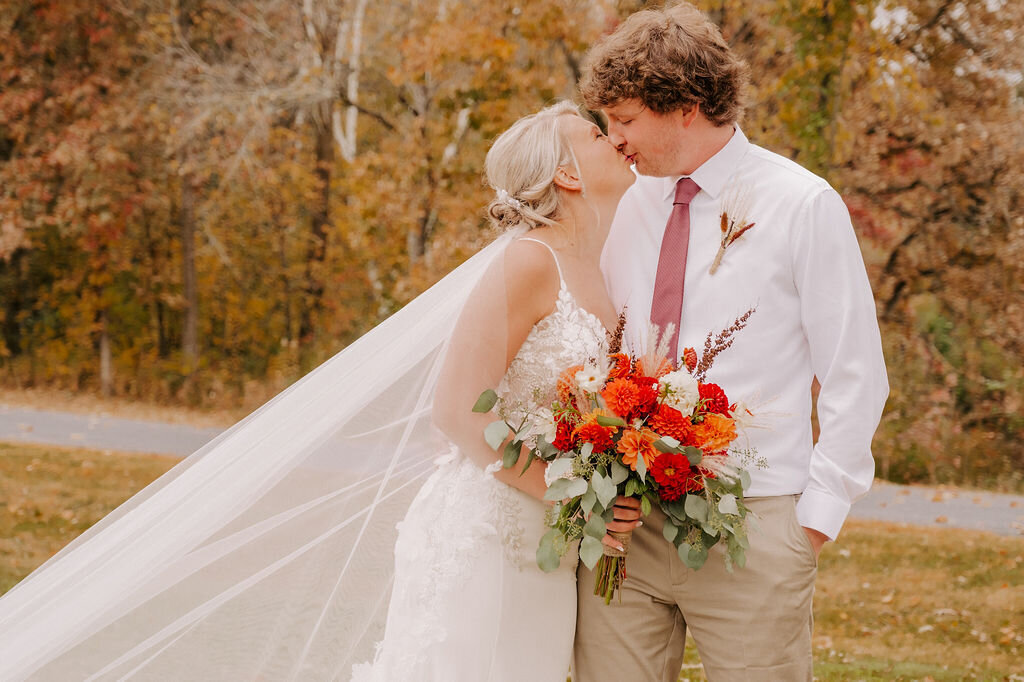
[606,124,626,149]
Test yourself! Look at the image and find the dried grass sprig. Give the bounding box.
[607,307,628,354]
[694,306,757,382]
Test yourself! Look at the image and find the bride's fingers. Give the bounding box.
[614,495,641,509]
[612,505,642,521]
[601,534,625,552]
[605,518,642,532]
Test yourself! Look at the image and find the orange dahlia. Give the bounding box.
[692,413,737,453]
[648,404,698,446]
[601,378,641,418]
[574,422,615,451]
[616,427,659,472]
[608,353,631,380]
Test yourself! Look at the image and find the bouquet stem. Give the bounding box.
[593,529,632,604]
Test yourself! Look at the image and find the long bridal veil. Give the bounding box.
[0,228,522,681]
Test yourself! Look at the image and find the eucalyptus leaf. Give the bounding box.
[640,495,652,517]
[536,541,561,573]
[660,435,681,449]
[484,420,510,451]
[685,545,708,570]
[663,521,679,543]
[543,478,572,502]
[683,446,703,466]
[580,489,597,514]
[635,452,647,481]
[595,415,627,427]
[739,469,751,490]
[718,493,739,516]
[677,542,692,563]
[472,389,499,413]
[733,548,747,569]
[592,471,618,509]
[583,513,606,539]
[610,461,629,485]
[523,451,542,477]
[654,439,679,454]
[684,494,710,523]
[579,536,604,570]
[565,477,589,499]
[502,439,521,469]
[624,478,638,497]
[545,458,573,481]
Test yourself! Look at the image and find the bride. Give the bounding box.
[0,101,636,681]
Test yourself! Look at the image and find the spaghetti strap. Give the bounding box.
[518,237,565,285]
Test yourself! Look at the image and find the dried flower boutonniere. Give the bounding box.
[710,186,756,275]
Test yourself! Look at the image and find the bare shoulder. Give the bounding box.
[501,237,561,321]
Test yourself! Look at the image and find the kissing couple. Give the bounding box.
[0,4,887,681]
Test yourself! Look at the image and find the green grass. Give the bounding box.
[2,441,1022,679]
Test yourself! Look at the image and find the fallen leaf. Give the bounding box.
[935,515,948,523]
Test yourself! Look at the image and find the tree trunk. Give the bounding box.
[299,121,334,343]
[181,167,199,373]
[100,309,112,397]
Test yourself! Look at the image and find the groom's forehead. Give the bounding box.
[603,101,647,119]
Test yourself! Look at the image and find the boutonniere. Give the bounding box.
[710,186,756,275]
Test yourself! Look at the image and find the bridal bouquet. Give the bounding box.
[475,311,763,603]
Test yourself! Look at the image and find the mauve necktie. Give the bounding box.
[650,177,701,363]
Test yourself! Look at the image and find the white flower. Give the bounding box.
[575,361,608,393]
[544,457,576,487]
[728,400,757,431]
[530,408,558,445]
[660,369,700,414]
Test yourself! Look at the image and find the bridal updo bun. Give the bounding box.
[485,100,581,231]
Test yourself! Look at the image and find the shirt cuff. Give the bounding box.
[795,488,851,541]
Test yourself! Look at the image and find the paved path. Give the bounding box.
[0,404,223,458]
[2,404,1023,537]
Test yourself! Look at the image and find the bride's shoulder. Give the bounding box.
[500,237,561,317]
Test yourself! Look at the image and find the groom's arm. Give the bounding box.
[791,187,890,545]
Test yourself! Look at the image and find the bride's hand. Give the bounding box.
[601,495,643,551]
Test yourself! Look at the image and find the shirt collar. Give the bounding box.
[660,125,750,202]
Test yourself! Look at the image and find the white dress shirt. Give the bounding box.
[601,126,889,540]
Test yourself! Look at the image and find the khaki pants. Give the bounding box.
[572,495,816,682]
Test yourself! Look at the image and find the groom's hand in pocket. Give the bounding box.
[602,495,643,552]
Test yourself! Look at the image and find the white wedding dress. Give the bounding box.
[351,239,606,682]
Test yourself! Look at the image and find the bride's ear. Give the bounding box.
[553,165,582,193]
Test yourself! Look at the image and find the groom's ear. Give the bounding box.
[681,104,701,128]
[553,166,582,192]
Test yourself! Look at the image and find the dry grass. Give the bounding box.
[2,442,1022,679]
[0,441,178,594]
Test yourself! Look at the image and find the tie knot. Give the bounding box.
[673,177,700,206]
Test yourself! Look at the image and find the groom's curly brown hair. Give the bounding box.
[579,2,749,126]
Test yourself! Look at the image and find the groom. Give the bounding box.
[576,3,889,681]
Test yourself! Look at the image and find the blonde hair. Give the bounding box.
[485,101,582,231]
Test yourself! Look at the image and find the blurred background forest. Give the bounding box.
[0,0,1021,490]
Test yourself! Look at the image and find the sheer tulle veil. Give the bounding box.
[0,227,525,681]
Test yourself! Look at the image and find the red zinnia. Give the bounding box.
[632,376,660,417]
[651,452,704,501]
[698,383,730,415]
[551,419,577,451]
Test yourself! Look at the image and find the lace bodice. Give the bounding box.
[495,239,608,424]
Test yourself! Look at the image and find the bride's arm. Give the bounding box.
[433,239,560,502]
